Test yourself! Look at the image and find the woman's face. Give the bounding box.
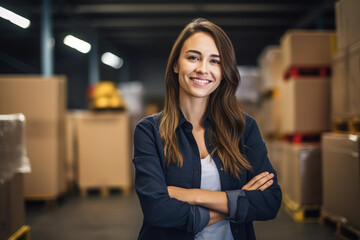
[174,32,222,101]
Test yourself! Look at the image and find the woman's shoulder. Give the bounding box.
[243,112,257,129]
[136,112,162,129]
[242,112,261,140]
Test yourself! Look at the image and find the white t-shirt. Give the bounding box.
[195,155,234,240]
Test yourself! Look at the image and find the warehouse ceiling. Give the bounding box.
[0,0,336,107]
[1,0,336,66]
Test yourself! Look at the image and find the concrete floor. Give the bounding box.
[26,191,340,240]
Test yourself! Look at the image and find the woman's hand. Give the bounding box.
[242,171,274,191]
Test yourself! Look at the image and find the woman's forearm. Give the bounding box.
[168,186,229,214]
[208,210,226,226]
[193,189,229,214]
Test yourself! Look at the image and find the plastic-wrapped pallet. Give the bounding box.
[0,114,31,183]
[322,132,360,229]
[280,141,322,205]
[0,113,30,240]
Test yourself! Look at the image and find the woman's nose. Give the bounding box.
[196,60,208,74]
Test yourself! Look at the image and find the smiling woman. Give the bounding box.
[132,18,282,240]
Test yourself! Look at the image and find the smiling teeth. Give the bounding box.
[193,79,210,83]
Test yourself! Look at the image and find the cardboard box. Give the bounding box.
[280,30,335,72]
[0,75,66,121]
[0,75,67,199]
[0,173,25,240]
[76,112,132,191]
[258,91,281,136]
[280,77,330,134]
[331,50,352,119]
[258,45,283,91]
[322,132,360,228]
[280,142,322,205]
[266,139,283,182]
[335,0,360,50]
[348,41,360,118]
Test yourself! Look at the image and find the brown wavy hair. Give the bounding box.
[159,18,251,178]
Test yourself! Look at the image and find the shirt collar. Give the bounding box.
[178,109,211,129]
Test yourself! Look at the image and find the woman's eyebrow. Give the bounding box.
[185,50,220,58]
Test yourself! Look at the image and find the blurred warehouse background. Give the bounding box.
[1,0,359,239]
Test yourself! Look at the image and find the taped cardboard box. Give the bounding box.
[348,41,360,118]
[280,77,330,134]
[335,0,360,50]
[75,112,132,191]
[0,173,25,240]
[266,139,283,182]
[258,45,283,91]
[331,50,352,119]
[322,132,360,229]
[280,30,335,73]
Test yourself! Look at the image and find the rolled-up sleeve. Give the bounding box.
[225,189,248,223]
[225,115,282,223]
[133,118,209,234]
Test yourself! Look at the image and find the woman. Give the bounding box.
[133,18,282,240]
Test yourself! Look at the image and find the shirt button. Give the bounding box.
[220,167,224,171]
[195,170,199,175]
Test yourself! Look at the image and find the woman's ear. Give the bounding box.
[173,64,178,73]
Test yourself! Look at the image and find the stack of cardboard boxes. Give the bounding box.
[321,0,360,232]
[257,30,335,221]
[278,30,334,213]
[0,114,30,239]
[0,75,67,201]
[257,46,283,175]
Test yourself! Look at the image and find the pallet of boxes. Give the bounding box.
[0,114,31,240]
[257,45,283,178]
[68,81,132,197]
[320,0,360,239]
[276,30,335,222]
[0,75,67,209]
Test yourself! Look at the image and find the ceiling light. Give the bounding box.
[0,6,30,29]
[101,52,123,69]
[63,35,91,54]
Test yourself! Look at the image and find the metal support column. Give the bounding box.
[89,35,100,85]
[41,0,53,77]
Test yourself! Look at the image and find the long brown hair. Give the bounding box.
[159,18,251,178]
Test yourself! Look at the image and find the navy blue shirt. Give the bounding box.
[133,112,282,240]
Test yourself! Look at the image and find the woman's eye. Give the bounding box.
[210,59,220,64]
[188,56,199,61]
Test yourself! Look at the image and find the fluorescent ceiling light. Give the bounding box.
[0,6,30,29]
[63,35,91,54]
[101,52,123,69]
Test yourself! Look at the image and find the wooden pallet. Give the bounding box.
[79,186,131,197]
[320,210,360,240]
[332,118,360,133]
[282,194,320,222]
[8,225,31,240]
[25,192,68,210]
[284,66,331,80]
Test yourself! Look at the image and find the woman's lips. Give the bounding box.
[190,77,211,85]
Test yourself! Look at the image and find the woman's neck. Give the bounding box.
[179,96,209,130]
